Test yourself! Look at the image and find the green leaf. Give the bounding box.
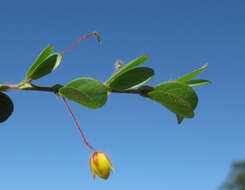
[106,55,149,84]
[26,45,54,79]
[148,81,198,118]
[59,78,108,109]
[27,53,62,80]
[155,81,198,110]
[185,79,212,86]
[0,92,14,123]
[176,64,208,82]
[109,67,154,91]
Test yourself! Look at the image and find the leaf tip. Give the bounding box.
[48,44,55,49]
[202,63,208,69]
[176,115,184,124]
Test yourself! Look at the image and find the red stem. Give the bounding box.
[61,32,99,55]
[62,97,96,151]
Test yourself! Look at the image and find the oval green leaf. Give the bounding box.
[109,67,154,91]
[148,82,198,118]
[28,53,62,80]
[106,55,149,84]
[155,81,198,110]
[0,92,14,123]
[176,64,208,82]
[59,78,108,109]
[26,45,54,79]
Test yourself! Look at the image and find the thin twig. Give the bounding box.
[110,89,141,94]
[62,97,96,152]
[61,32,99,56]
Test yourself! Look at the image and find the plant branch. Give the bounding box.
[0,83,59,93]
[110,89,142,94]
[0,83,146,95]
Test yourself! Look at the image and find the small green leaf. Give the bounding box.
[185,79,212,86]
[95,33,102,43]
[148,81,198,118]
[109,67,154,91]
[176,64,208,82]
[28,53,62,80]
[106,55,149,84]
[26,45,54,79]
[0,92,14,123]
[59,78,108,109]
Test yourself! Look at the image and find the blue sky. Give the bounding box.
[0,0,244,189]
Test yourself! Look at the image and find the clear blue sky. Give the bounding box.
[0,0,244,189]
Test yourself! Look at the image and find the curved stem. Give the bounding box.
[61,32,100,56]
[62,97,96,152]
